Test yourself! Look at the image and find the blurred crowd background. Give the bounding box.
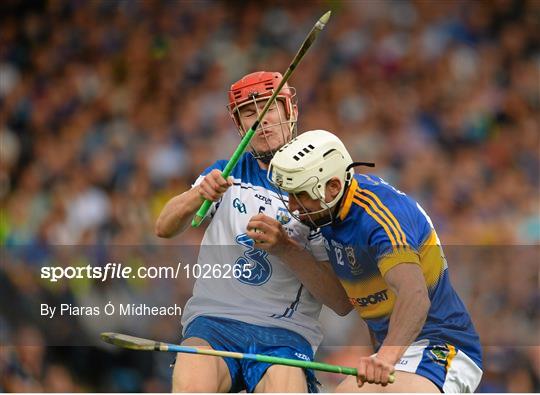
[1,0,539,392]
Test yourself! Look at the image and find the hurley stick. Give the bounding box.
[101,332,395,383]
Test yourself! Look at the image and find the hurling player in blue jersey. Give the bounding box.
[252,130,483,392]
[156,76,350,392]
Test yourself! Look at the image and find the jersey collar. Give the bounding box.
[338,177,358,221]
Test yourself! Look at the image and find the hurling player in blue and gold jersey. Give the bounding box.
[249,130,483,392]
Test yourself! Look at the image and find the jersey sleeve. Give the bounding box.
[358,187,421,277]
[192,160,228,219]
[290,225,329,262]
[306,229,329,262]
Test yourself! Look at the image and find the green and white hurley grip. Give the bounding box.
[191,11,332,227]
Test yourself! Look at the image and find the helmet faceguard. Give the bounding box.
[285,178,340,228]
[227,71,297,162]
[268,130,372,228]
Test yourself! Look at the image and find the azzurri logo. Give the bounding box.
[255,193,272,205]
[233,198,247,213]
[234,233,272,285]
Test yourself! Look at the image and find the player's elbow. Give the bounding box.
[335,303,354,316]
[155,227,169,239]
[411,286,430,313]
[332,298,354,316]
[154,219,172,238]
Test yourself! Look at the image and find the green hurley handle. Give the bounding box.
[191,11,332,227]
[253,353,357,376]
[191,126,257,227]
[250,354,395,384]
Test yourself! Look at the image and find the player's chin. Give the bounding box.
[302,212,330,228]
[298,215,315,228]
[254,136,284,151]
[297,212,308,221]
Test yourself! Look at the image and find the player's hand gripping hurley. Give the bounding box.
[191,11,332,227]
[100,332,395,383]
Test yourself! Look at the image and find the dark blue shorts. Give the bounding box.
[181,315,319,392]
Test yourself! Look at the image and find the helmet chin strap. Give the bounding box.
[305,212,333,229]
[254,151,274,164]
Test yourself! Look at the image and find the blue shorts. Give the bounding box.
[181,315,319,393]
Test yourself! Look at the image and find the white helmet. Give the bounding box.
[268,130,354,209]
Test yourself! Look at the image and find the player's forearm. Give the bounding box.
[155,187,204,238]
[277,242,352,316]
[377,287,430,364]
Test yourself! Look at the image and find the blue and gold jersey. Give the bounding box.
[321,174,482,368]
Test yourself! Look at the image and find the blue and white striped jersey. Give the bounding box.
[181,153,328,349]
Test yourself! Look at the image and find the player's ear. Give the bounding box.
[326,177,342,201]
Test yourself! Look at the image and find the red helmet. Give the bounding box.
[227,71,297,131]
